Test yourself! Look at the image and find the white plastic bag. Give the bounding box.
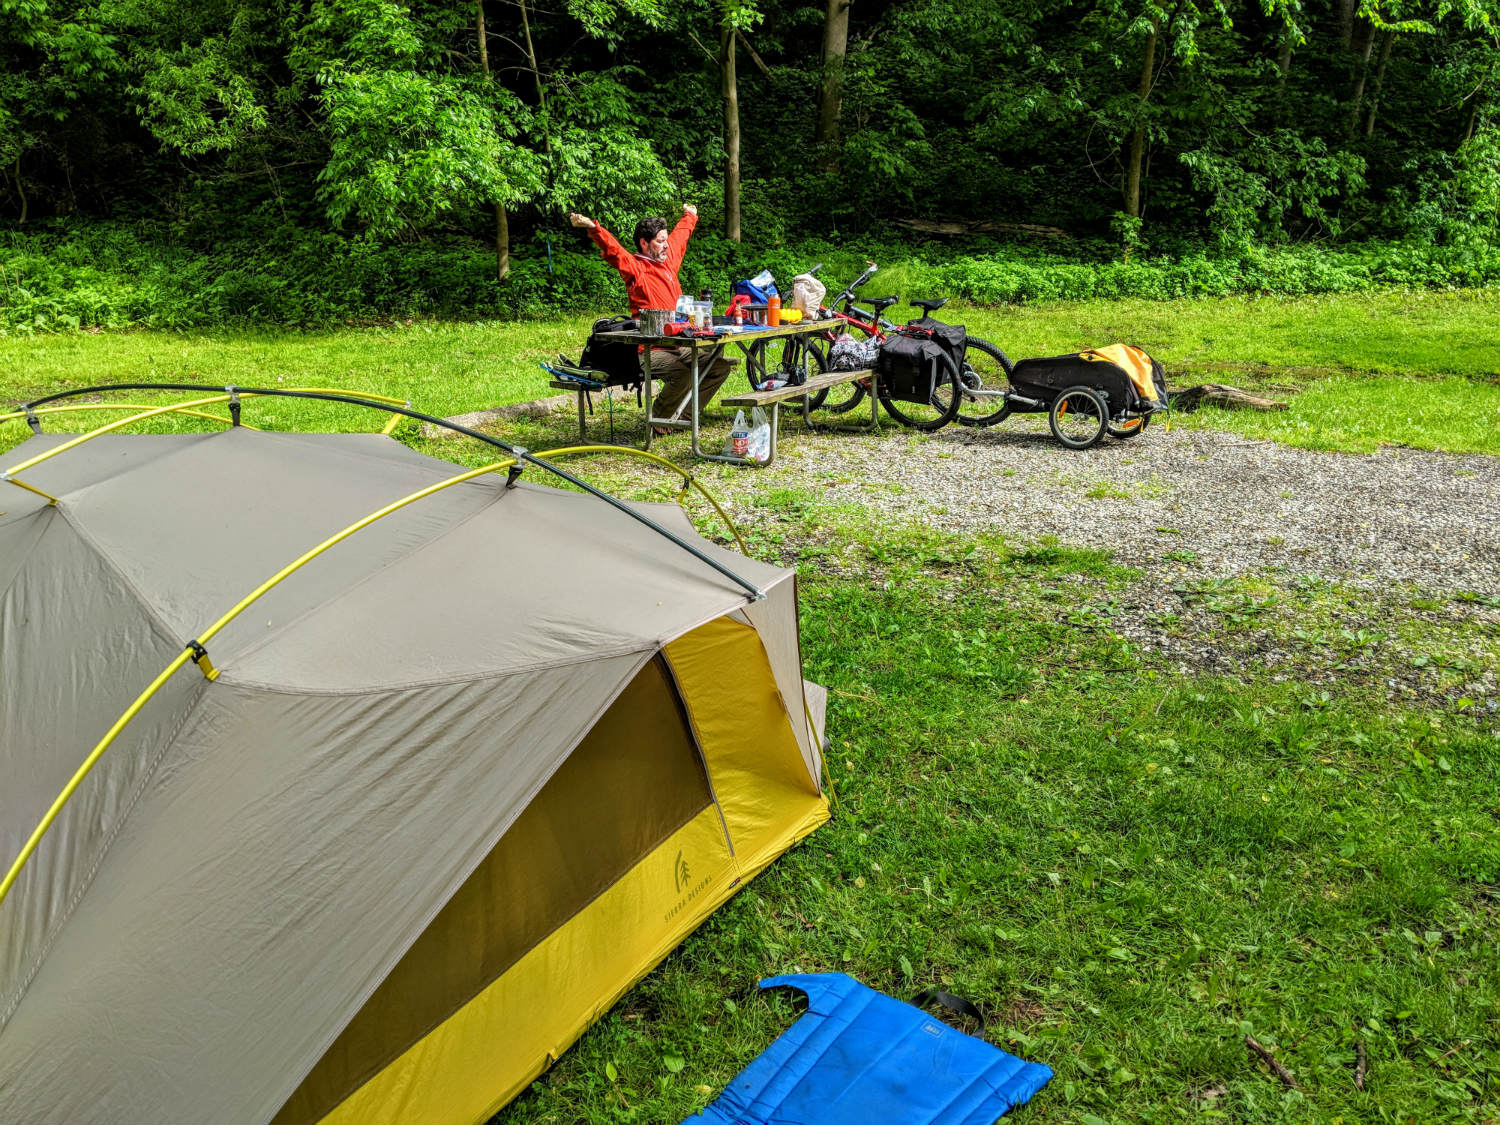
[724,409,750,458]
[790,273,827,316]
[747,406,772,464]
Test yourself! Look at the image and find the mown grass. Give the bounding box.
[4,295,1498,1124]
[500,555,1500,1125]
[1174,375,1500,456]
[2,288,1496,459]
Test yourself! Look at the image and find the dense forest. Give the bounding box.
[2,0,1497,326]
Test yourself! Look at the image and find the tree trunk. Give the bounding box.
[1346,18,1376,137]
[1275,38,1292,100]
[720,20,741,242]
[477,0,509,281]
[815,0,852,166]
[1123,22,1158,220]
[1170,383,1289,412]
[494,201,510,282]
[1337,0,1356,49]
[1364,33,1394,137]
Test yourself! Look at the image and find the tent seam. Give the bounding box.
[219,488,514,673]
[262,647,660,1120]
[0,506,54,605]
[221,640,658,696]
[0,674,205,1031]
[48,502,200,653]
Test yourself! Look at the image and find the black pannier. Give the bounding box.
[876,333,948,404]
[909,316,967,372]
[579,315,645,386]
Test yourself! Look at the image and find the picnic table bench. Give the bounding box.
[719,367,878,468]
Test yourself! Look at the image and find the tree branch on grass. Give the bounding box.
[1245,1034,1298,1088]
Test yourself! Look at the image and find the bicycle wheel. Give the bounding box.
[1048,385,1108,449]
[778,335,828,399]
[1106,413,1149,439]
[954,336,1014,427]
[879,351,962,431]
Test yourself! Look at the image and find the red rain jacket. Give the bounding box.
[587,212,697,314]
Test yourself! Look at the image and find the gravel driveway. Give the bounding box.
[707,417,1500,707]
[758,419,1500,598]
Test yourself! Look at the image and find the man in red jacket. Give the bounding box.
[569,204,733,428]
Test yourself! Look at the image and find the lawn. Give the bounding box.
[2,291,1497,1123]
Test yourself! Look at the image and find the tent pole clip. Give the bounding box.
[506,449,527,489]
[187,639,221,681]
[225,386,241,427]
[24,407,41,434]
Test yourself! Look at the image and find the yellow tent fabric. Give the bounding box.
[0,430,829,1125]
[296,617,829,1125]
[1082,344,1161,403]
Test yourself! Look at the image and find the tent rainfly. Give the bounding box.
[0,428,829,1124]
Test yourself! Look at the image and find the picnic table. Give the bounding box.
[577,319,877,467]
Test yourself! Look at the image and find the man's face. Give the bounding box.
[638,228,670,262]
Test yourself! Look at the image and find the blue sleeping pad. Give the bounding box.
[685,973,1051,1125]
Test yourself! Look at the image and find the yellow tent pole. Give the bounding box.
[0,458,517,914]
[535,444,750,556]
[3,387,415,484]
[0,475,59,504]
[3,394,238,476]
[0,651,196,910]
[0,404,250,429]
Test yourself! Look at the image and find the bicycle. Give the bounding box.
[799,262,1015,429]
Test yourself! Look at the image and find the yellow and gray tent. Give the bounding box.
[0,428,829,1123]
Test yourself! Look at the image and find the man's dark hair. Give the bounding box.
[633,216,669,250]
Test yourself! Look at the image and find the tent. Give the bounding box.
[0,427,829,1124]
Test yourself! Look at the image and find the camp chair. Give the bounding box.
[540,356,645,444]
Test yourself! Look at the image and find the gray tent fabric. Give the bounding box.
[0,429,801,1124]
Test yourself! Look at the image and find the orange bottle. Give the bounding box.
[767,294,781,327]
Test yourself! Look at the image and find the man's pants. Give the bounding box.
[649,346,736,421]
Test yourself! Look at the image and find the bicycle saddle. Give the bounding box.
[869,295,901,315]
[908,297,949,314]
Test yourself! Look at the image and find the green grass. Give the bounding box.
[4,294,1499,1123]
[1177,375,1500,456]
[3,288,1495,461]
[502,568,1500,1125]
[952,289,1500,381]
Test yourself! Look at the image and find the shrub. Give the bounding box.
[2,219,1496,334]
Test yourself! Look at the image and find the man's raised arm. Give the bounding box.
[667,204,697,272]
[571,212,633,275]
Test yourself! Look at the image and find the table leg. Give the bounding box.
[688,343,704,457]
[641,348,654,451]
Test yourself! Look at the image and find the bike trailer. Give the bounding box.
[1008,344,1166,416]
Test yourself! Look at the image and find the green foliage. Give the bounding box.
[5,219,1500,333]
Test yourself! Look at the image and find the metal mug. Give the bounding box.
[639,308,670,336]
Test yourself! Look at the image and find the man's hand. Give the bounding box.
[682,204,697,218]
[569,213,596,229]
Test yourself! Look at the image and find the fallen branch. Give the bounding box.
[1171,384,1289,413]
[1245,1034,1299,1089]
[897,218,1074,241]
[1355,1039,1367,1090]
